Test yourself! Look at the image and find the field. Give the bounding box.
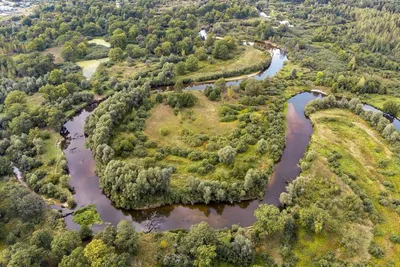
[108,60,158,80]
[176,46,270,81]
[42,45,64,64]
[144,91,238,147]
[293,109,400,265]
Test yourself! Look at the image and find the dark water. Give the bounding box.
[60,92,321,231]
[178,48,288,91]
[363,105,400,131]
[58,48,399,232]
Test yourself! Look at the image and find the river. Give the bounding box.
[58,49,400,232]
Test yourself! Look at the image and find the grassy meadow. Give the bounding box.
[294,109,400,265]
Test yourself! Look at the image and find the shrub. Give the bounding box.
[160,128,170,136]
[218,146,236,165]
[166,92,197,108]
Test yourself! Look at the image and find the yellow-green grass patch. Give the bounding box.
[294,109,400,265]
[176,46,269,81]
[144,91,238,148]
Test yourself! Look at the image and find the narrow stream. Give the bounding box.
[57,49,400,232]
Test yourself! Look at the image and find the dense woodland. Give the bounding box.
[0,0,400,266]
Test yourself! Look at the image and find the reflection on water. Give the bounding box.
[60,44,400,232]
[61,92,323,231]
[184,48,288,91]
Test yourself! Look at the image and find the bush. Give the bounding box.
[368,242,385,258]
[160,128,170,136]
[166,92,197,108]
[218,146,236,165]
[389,234,400,244]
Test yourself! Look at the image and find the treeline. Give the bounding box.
[84,86,146,160]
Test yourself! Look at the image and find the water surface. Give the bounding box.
[59,48,399,232]
[77,58,109,80]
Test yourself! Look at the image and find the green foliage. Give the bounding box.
[59,247,90,267]
[30,229,53,250]
[383,100,399,117]
[72,205,102,226]
[101,160,171,209]
[51,231,81,260]
[115,220,139,255]
[109,47,126,62]
[165,92,197,108]
[218,146,237,165]
[253,205,286,239]
[185,55,199,72]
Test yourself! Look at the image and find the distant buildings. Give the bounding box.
[0,0,34,17]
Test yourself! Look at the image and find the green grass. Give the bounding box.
[112,90,274,189]
[293,109,400,265]
[144,91,238,147]
[108,60,158,80]
[27,93,45,109]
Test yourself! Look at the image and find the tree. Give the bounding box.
[218,146,236,165]
[51,231,81,260]
[30,229,53,250]
[383,101,399,117]
[62,42,75,61]
[95,144,115,164]
[348,56,357,71]
[253,204,286,238]
[195,47,207,61]
[340,226,364,256]
[214,78,226,92]
[5,91,27,108]
[194,245,217,267]
[174,62,186,75]
[244,169,264,194]
[76,42,88,58]
[59,247,90,267]
[109,48,125,62]
[4,244,45,267]
[185,55,199,72]
[17,193,45,222]
[161,41,173,56]
[213,40,230,60]
[299,206,329,233]
[97,225,116,246]
[115,220,139,255]
[256,138,267,155]
[48,69,63,85]
[79,225,93,241]
[244,78,263,96]
[183,222,217,256]
[111,31,128,49]
[84,239,123,267]
[230,234,253,266]
[0,157,11,176]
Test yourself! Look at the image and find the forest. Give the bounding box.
[0,0,399,266]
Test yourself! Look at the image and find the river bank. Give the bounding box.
[45,47,400,232]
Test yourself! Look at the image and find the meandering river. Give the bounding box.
[57,48,400,232]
